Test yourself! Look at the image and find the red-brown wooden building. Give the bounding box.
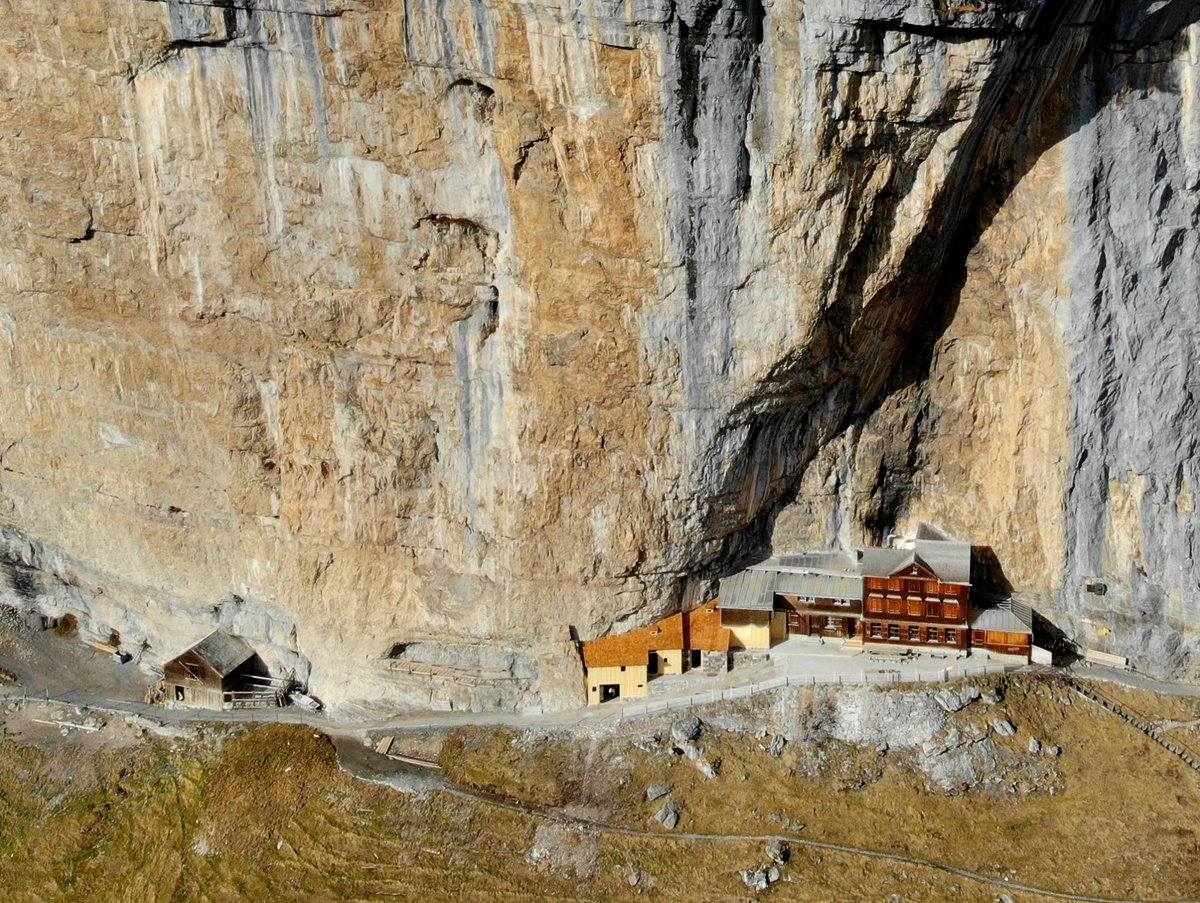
[859,540,972,653]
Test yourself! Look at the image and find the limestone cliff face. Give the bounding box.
[0,0,1197,710]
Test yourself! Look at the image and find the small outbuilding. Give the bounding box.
[580,601,732,705]
[162,630,277,711]
[969,600,1034,660]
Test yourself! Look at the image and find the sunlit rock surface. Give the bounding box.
[0,0,1197,710]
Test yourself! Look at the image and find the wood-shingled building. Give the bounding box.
[162,631,277,711]
[581,600,730,705]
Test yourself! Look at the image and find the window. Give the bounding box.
[887,596,902,614]
[825,616,839,630]
[927,626,939,643]
[944,629,957,645]
[904,579,924,595]
[926,601,942,619]
[908,626,920,642]
[888,624,900,640]
[907,597,923,616]
[943,602,961,619]
[869,623,883,639]
[867,595,883,613]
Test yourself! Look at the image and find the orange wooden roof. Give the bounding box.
[582,612,684,668]
[582,600,730,668]
[683,599,731,653]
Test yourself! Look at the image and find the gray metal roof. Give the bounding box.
[717,568,776,611]
[774,551,859,574]
[774,570,862,601]
[187,631,257,676]
[914,539,971,584]
[859,539,971,585]
[859,547,911,578]
[970,600,1033,633]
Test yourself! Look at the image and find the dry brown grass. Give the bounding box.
[1,675,1198,902]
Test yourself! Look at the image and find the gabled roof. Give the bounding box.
[860,539,971,585]
[582,613,684,669]
[914,539,971,584]
[174,631,257,677]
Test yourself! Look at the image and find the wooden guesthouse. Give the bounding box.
[581,534,1034,705]
[162,631,281,711]
[859,539,972,653]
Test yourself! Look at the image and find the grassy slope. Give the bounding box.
[0,676,1197,902]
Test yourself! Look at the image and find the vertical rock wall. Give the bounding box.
[0,0,1198,710]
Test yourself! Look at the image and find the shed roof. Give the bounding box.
[717,567,776,611]
[173,631,257,677]
[969,600,1033,633]
[774,570,863,601]
[582,612,684,669]
[774,551,859,574]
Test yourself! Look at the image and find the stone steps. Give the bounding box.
[1066,679,1200,772]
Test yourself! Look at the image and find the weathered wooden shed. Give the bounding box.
[162,631,272,711]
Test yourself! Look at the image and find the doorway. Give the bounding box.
[600,684,620,702]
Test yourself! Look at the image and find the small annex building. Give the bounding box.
[162,630,275,711]
[970,599,1034,659]
[581,600,731,705]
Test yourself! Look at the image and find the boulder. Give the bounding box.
[767,735,786,757]
[645,783,670,802]
[765,839,790,864]
[991,718,1017,737]
[739,867,769,891]
[695,758,718,779]
[935,685,981,712]
[1046,745,1062,757]
[654,799,680,830]
[1027,737,1041,754]
[671,715,702,744]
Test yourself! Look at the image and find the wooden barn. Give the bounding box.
[162,631,278,711]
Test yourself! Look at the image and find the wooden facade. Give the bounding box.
[777,594,861,639]
[971,629,1031,657]
[861,559,970,653]
[162,632,276,711]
